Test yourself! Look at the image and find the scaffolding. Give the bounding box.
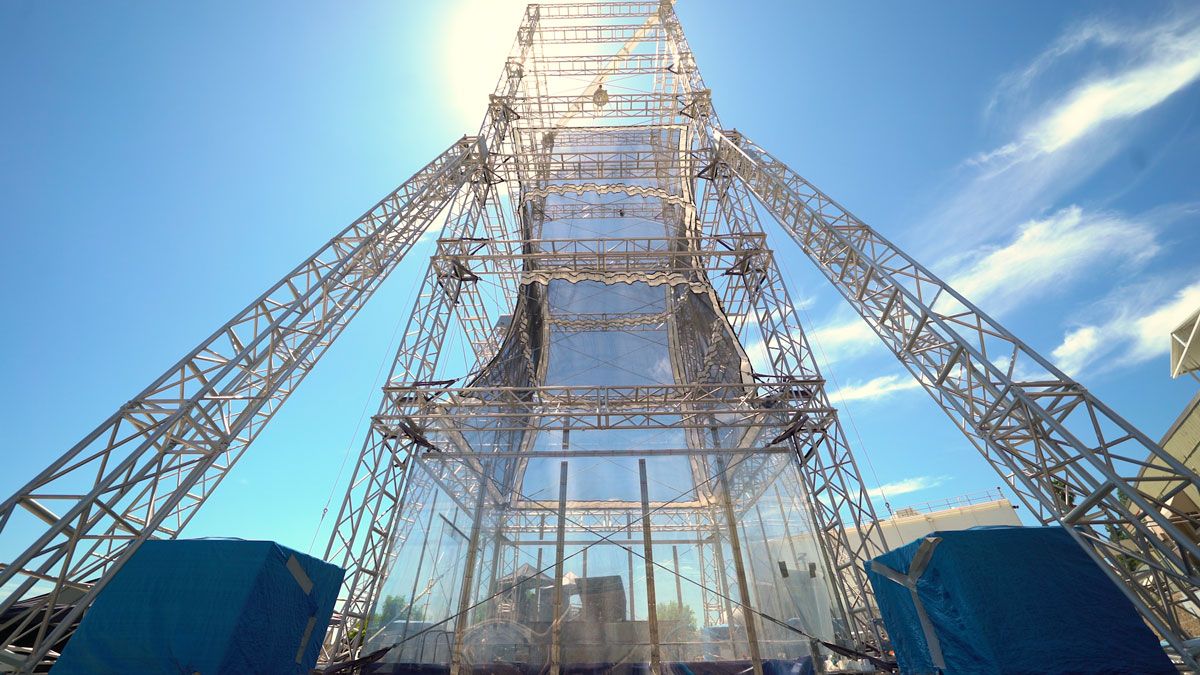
[4,3,1200,673]
[321,6,885,672]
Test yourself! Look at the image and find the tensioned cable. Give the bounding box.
[306,242,432,556]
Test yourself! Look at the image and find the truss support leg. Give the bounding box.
[715,128,1200,668]
[0,135,481,672]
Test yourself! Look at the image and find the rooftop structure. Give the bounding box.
[1172,307,1200,380]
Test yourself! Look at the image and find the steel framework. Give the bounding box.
[2,2,1199,673]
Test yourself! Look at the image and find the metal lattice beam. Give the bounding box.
[714,128,1200,666]
[0,135,483,671]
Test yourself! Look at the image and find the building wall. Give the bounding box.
[849,499,1023,554]
[1138,391,1200,518]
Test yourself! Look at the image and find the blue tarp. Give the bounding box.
[53,539,344,674]
[865,526,1175,675]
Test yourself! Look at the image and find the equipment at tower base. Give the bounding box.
[866,526,1175,675]
[51,540,344,674]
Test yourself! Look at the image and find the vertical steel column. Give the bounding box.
[672,545,684,608]
[399,490,440,656]
[716,455,763,675]
[639,459,664,675]
[448,480,490,675]
[627,513,637,622]
[549,462,569,675]
[696,534,714,625]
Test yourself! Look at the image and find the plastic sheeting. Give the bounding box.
[367,126,838,670]
[865,526,1175,675]
[53,539,343,675]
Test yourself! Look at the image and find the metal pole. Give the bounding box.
[672,545,684,609]
[639,459,663,675]
[711,531,737,656]
[717,455,764,675]
[449,478,490,675]
[627,513,637,622]
[550,461,569,675]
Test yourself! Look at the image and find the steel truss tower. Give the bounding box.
[3,3,1200,673]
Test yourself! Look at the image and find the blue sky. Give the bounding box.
[1,0,1199,565]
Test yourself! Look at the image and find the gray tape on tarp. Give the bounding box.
[285,554,317,664]
[870,536,945,670]
[286,554,314,595]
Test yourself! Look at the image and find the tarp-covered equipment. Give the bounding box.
[865,526,1174,675]
[53,539,344,674]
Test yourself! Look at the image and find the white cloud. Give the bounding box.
[946,205,1158,314]
[927,11,1200,257]
[1035,53,1200,154]
[832,374,921,403]
[741,315,880,372]
[868,475,949,499]
[807,318,878,365]
[1129,282,1200,362]
[1051,325,1101,376]
[977,14,1200,167]
[1050,280,1200,377]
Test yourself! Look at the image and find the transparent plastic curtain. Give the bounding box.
[365,133,836,670]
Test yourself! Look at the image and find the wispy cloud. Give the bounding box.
[984,20,1131,118]
[807,317,878,366]
[833,374,921,403]
[927,10,1200,256]
[741,315,881,373]
[946,205,1158,314]
[1051,325,1102,376]
[1051,280,1200,377]
[976,12,1200,169]
[868,475,950,499]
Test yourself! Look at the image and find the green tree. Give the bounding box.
[1050,477,1075,509]
[1105,490,1142,573]
[373,594,427,628]
[656,601,698,643]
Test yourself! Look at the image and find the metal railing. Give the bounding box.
[889,488,1007,517]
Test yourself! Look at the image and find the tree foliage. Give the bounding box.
[1105,490,1142,573]
[373,594,427,627]
[656,601,699,643]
